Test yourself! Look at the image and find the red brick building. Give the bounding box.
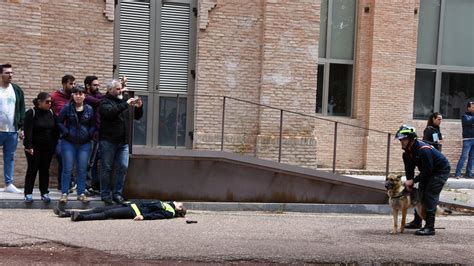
[1,0,473,185]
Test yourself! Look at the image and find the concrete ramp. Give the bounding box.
[124,148,388,204]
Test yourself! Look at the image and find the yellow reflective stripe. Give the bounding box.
[162,202,175,216]
[131,203,141,217]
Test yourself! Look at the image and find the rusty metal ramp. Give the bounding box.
[124,148,387,204]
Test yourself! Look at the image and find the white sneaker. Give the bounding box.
[4,183,22,194]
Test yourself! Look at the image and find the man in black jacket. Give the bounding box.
[99,79,143,204]
[396,125,450,236]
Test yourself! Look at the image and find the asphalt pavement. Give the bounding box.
[1,176,473,264]
[0,209,473,264]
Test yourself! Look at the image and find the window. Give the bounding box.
[414,0,474,119]
[316,0,356,116]
[115,0,196,147]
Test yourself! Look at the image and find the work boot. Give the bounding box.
[404,210,422,229]
[71,211,83,222]
[59,194,68,203]
[77,194,90,203]
[415,213,435,236]
[53,207,72,218]
[113,195,124,204]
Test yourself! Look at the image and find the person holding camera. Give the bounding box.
[98,79,143,205]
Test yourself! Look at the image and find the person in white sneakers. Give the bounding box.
[0,64,25,194]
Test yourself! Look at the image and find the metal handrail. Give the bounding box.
[129,93,394,177]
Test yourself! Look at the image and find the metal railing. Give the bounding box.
[129,93,394,176]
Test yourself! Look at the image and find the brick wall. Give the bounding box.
[3,0,465,184]
[0,0,114,186]
[195,0,320,167]
[364,0,420,171]
[194,0,264,152]
[194,0,464,173]
[256,0,319,167]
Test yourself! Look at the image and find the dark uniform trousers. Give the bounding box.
[419,170,449,215]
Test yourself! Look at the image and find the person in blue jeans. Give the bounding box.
[454,102,474,179]
[57,85,96,203]
[0,64,25,194]
[99,78,143,204]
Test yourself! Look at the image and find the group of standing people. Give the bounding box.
[422,102,474,179]
[0,63,143,205]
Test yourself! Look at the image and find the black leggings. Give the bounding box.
[24,148,55,195]
[81,205,135,220]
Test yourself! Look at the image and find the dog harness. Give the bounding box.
[390,188,411,199]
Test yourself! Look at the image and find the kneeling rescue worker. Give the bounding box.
[395,125,450,236]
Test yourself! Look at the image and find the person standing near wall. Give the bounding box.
[84,75,104,194]
[454,102,474,179]
[99,79,143,204]
[23,92,58,202]
[0,63,25,194]
[57,85,96,203]
[51,75,75,190]
[423,112,443,152]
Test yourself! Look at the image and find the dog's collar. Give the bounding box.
[390,192,405,199]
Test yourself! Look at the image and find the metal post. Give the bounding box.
[332,122,338,174]
[386,133,391,177]
[175,94,180,149]
[221,96,226,151]
[278,109,283,162]
[128,91,135,155]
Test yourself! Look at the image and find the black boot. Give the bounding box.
[53,207,72,218]
[415,213,435,236]
[405,210,422,229]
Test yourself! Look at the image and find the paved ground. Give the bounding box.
[0,209,473,264]
[1,176,473,264]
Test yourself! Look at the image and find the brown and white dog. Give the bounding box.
[384,174,449,234]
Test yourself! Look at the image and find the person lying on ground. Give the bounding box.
[53,200,186,222]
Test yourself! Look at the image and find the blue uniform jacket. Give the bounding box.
[403,140,450,184]
[134,201,177,220]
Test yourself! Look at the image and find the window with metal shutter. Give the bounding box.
[159,2,190,94]
[119,0,151,91]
